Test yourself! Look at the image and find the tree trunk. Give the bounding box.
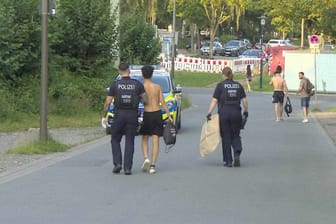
[210,28,215,58]
[301,18,305,48]
[196,25,200,54]
[190,23,194,52]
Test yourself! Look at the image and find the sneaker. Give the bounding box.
[149,165,156,174]
[223,162,232,167]
[124,169,132,175]
[302,119,308,123]
[233,156,240,167]
[112,164,122,174]
[141,158,150,172]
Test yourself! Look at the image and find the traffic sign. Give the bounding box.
[309,35,319,49]
[310,35,319,44]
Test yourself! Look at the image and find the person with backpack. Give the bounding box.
[296,71,312,123]
[139,65,173,174]
[206,67,248,167]
[103,63,147,175]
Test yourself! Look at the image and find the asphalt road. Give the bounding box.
[0,88,335,224]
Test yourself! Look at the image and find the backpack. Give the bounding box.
[284,96,292,117]
[305,78,315,96]
[163,120,176,152]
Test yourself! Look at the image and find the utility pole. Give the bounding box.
[40,0,48,141]
[170,0,176,79]
[259,15,266,89]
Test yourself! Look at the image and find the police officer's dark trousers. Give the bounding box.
[110,110,138,170]
[219,109,242,163]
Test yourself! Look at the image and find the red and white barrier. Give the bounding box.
[162,56,260,74]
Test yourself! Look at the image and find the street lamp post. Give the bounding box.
[259,15,266,89]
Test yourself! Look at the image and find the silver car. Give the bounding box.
[200,42,224,56]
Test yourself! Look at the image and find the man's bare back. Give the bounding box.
[270,74,287,91]
[143,80,163,112]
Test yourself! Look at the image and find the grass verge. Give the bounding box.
[181,93,192,110]
[327,108,336,112]
[0,112,101,132]
[174,71,222,87]
[174,71,272,92]
[6,139,70,155]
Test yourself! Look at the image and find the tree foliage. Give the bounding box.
[0,0,40,86]
[49,0,118,77]
[261,0,332,46]
[199,0,238,57]
[121,0,164,25]
[119,13,161,65]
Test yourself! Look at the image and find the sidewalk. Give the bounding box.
[314,112,336,145]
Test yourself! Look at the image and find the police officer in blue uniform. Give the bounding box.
[103,63,146,175]
[206,67,248,167]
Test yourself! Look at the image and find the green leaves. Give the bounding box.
[0,0,40,83]
[49,0,118,77]
[120,14,161,65]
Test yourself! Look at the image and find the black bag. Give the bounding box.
[284,96,292,117]
[241,113,248,129]
[163,120,176,152]
[306,78,315,96]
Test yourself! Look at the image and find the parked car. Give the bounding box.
[239,49,267,62]
[200,42,224,56]
[104,69,182,134]
[223,40,245,56]
[239,49,262,59]
[240,39,252,49]
[267,39,287,47]
[324,44,335,50]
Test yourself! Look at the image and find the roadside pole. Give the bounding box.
[170,0,176,80]
[258,15,266,89]
[314,48,318,107]
[40,0,48,141]
[309,34,319,108]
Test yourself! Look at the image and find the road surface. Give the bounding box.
[0,88,335,224]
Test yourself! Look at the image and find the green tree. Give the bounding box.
[119,13,161,65]
[121,0,163,25]
[319,1,336,39]
[0,0,40,86]
[49,0,118,77]
[261,0,325,47]
[199,0,232,57]
[172,0,207,53]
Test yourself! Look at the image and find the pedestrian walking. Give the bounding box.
[246,64,252,92]
[103,63,147,175]
[206,67,248,167]
[139,65,172,174]
[269,71,288,122]
[296,71,311,123]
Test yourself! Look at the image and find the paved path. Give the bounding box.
[0,89,335,224]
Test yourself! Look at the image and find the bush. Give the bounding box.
[0,83,14,120]
[48,67,117,115]
[0,75,40,122]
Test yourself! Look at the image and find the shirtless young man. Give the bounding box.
[269,71,288,122]
[139,65,172,174]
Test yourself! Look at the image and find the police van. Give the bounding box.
[105,68,182,134]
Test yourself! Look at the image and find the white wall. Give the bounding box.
[283,51,336,93]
